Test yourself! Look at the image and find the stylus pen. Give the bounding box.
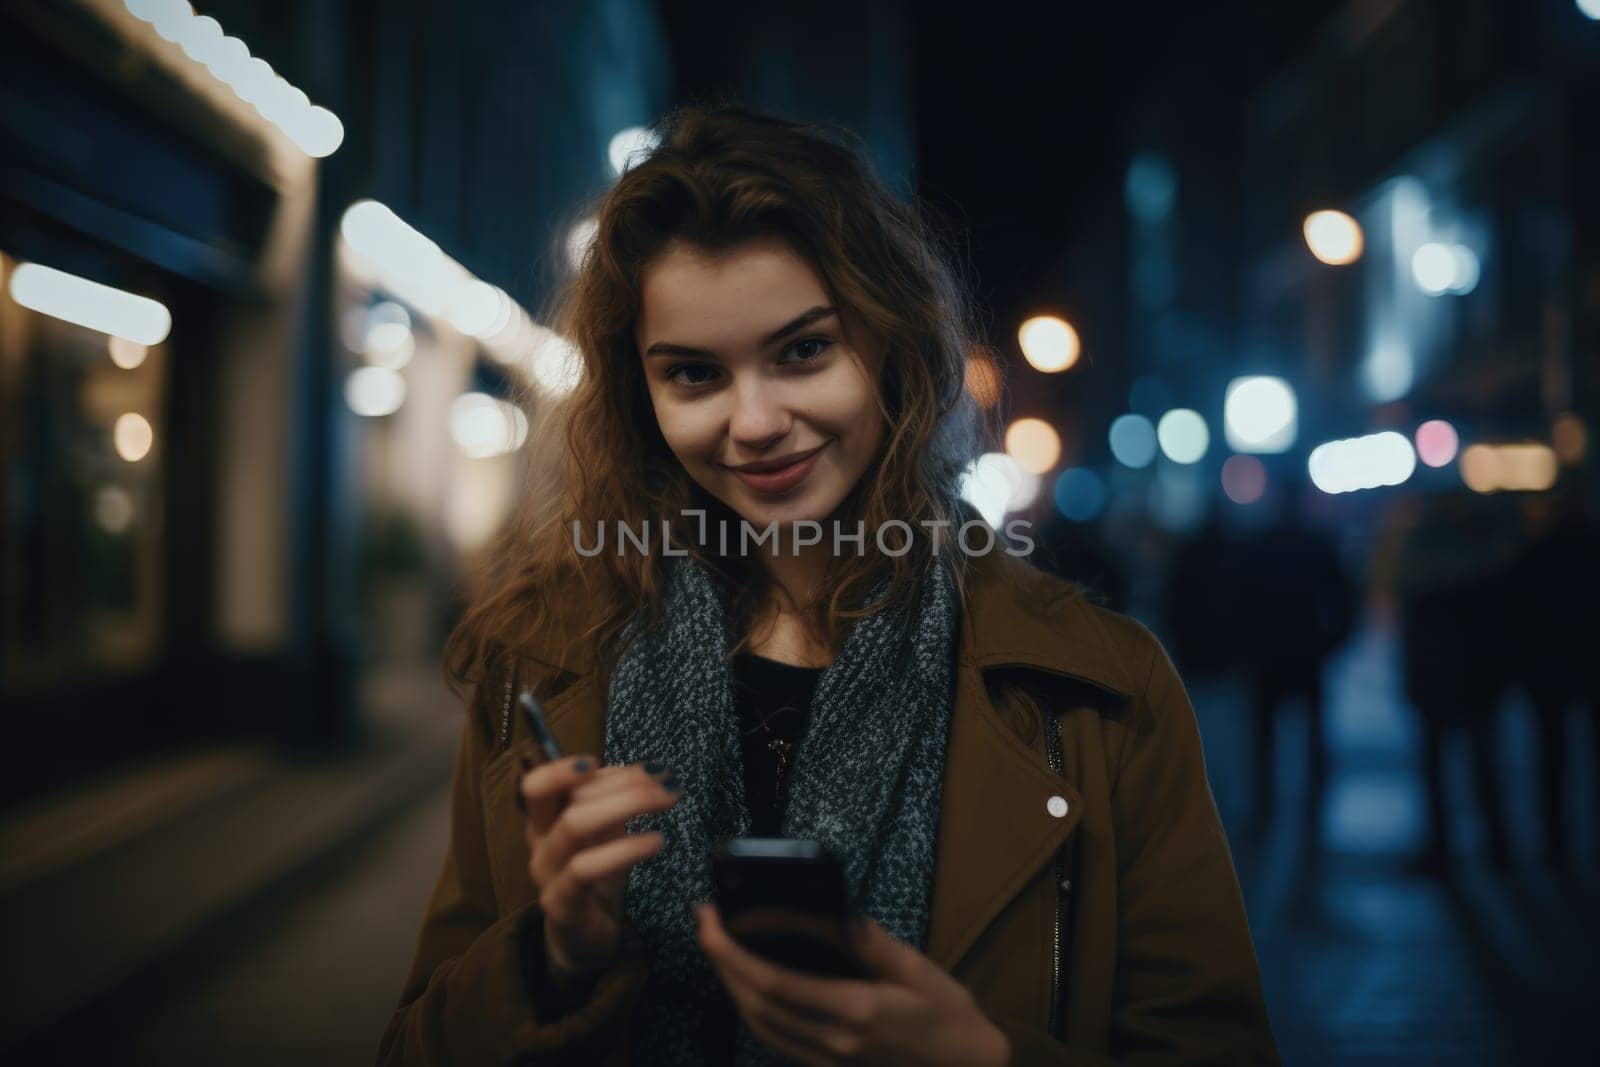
[519,688,565,764]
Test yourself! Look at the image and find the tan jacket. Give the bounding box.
[378,550,1279,1064]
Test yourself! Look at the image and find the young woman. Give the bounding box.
[378,106,1278,1066]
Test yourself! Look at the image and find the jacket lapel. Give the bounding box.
[924,552,1136,972]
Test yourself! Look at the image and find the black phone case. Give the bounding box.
[711,838,867,979]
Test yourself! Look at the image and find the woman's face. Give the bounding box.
[635,237,886,530]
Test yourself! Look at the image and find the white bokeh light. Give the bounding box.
[450,393,527,458]
[345,366,406,417]
[1223,376,1297,454]
[1157,409,1209,464]
[1017,316,1080,373]
[1308,431,1416,494]
[1410,242,1456,295]
[10,263,172,344]
[608,126,660,175]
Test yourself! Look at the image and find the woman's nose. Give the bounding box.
[727,379,790,447]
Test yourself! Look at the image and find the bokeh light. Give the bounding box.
[445,280,507,337]
[113,413,155,462]
[608,126,660,175]
[1410,242,1456,294]
[1124,152,1177,222]
[345,366,406,417]
[1221,455,1268,505]
[126,1,343,157]
[1108,414,1158,468]
[1224,376,1297,453]
[1054,468,1107,522]
[1017,316,1080,373]
[108,336,148,370]
[1459,443,1559,493]
[1410,242,1480,296]
[1361,335,1414,403]
[1005,417,1062,474]
[959,452,1036,528]
[1552,412,1588,465]
[95,486,135,534]
[1308,431,1416,494]
[449,393,528,458]
[9,262,172,344]
[1459,444,1499,494]
[362,321,415,370]
[1414,419,1459,468]
[1302,210,1364,265]
[1157,408,1209,464]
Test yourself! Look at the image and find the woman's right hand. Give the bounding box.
[519,756,681,982]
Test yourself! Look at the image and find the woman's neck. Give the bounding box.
[747,544,834,667]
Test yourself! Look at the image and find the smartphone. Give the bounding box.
[518,688,564,764]
[710,838,868,979]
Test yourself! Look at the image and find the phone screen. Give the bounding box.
[710,838,867,979]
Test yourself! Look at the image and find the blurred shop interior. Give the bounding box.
[2,0,1600,1063]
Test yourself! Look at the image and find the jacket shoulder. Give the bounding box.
[965,552,1152,700]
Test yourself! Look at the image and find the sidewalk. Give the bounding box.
[0,659,461,1055]
[1194,622,1600,1066]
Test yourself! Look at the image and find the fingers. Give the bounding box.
[517,759,671,823]
[530,776,682,888]
[518,755,600,834]
[696,905,858,1064]
[695,904,872,1023]
[539,831,665,921]
[568,761,672,804]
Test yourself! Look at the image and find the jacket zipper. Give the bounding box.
[497,672,516,750]
[1044,705,1067,1042]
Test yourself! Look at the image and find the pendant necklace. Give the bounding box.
[742,703,802,807]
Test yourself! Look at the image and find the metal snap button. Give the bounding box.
[1046,795,1070,818]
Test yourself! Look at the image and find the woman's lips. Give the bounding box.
[730,444,826,494]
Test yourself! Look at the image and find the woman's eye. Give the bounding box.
[666,363,718,387]
[782,337,834,363]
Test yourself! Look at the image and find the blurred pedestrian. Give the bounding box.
[1395,492,1520,872]
[1164,510,1242,682]
[1237,486,1355,840]
[1507,480,1600,870]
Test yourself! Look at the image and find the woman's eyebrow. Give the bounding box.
[643,305,838,358]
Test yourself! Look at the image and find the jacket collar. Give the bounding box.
[957,547,1138,697]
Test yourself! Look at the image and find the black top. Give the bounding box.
[730,652,823,837]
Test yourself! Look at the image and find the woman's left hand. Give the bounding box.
[694,903,1011,1066]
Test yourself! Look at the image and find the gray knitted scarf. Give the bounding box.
[602,552,960,1066]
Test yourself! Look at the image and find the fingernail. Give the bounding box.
[662,775,681,793]
[643,759,666,776]
[573,757,593,773]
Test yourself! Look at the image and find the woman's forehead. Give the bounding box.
[635,239,832,352]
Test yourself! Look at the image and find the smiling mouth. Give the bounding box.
[726,443,828,494]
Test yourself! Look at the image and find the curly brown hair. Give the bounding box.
[442,104,999,696]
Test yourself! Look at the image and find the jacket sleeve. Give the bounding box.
[994,628,1280,1066]
[376,683,649,1066]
